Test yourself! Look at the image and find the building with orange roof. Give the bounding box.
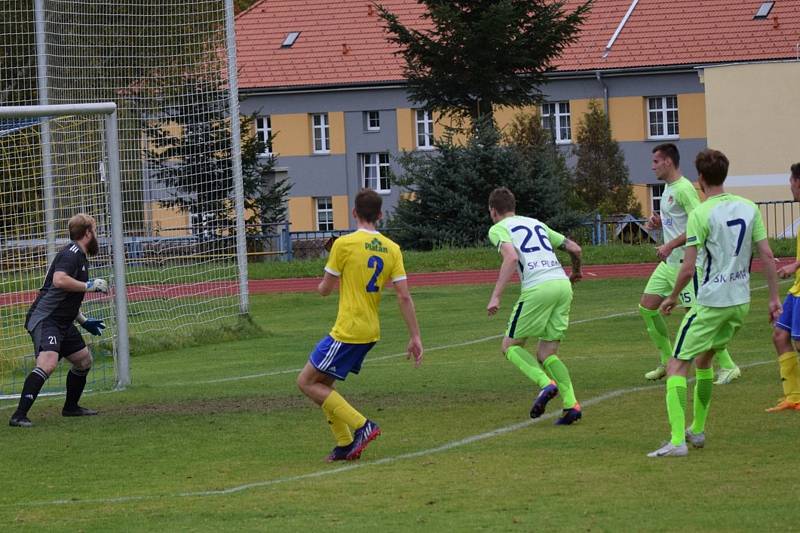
[235,0,800,232]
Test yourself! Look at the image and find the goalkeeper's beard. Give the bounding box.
[87,235,99,256]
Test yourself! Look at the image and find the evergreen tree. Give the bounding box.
[145,77,290,240]
[573,100,640,216]
[389,116,580,250]
[504,112,585,230]
[378,0,591,122]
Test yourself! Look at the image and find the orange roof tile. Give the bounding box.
[236,0,800,90]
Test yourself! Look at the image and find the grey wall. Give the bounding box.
[240,70,708,228]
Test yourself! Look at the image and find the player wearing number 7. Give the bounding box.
[649,149,781,457]
[10,213,108,428]
[486,187,583,425]
[296,189,423,462]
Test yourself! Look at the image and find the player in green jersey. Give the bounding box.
[487,187,583,424]
[640,143,741,384]
[649,149,781,457]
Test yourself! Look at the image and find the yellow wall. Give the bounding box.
[332,195,350,230]
[704,61,800,177]
[493,105,537,132]
[328,112,346,154]
[726,185,793,203]
[677,93,706,139]
[271,113,311,156]
[569,98,593,133]
[608,96,646,142]
[147,202,190,236]
[289,195,350,231]
[396,108,415,151]
[632,184,650,218]
[288,197,315,231]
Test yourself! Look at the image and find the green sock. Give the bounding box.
[505,346,551,389]
[691,367,714,434]
[543,354,577,409]
[639,305,672,366]
[715,349,736,370]
[666,375,687,446]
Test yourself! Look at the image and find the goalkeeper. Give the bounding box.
[9,213,108,428]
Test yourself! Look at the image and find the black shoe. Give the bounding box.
[62,405,98,417]
[9,415,33,427]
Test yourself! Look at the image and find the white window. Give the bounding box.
[365,111,380,131]
[650,183,666,214]
[540,102,571,144]
[361,153,391,193]
[415,109,434,149]
[312,113,330,153]
[255,115,272,155]
[648,96,679,139]
[315,197,334,231]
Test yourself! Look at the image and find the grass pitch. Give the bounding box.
[1,275,798,531]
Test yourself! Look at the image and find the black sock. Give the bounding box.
[13,367,49,418]
[64,367,90,410]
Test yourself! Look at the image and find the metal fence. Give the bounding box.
[573,201,800,246]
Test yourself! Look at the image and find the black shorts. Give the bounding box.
[28,319,86,359]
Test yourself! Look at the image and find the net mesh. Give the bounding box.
[0,114,116,397]
[1,0,244,396]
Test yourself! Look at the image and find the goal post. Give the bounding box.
[1,0,252,398]
[0,102,130,393]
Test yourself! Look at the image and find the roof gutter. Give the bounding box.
[595,71,608,114]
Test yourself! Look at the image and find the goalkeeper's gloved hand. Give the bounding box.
[86,278,108,293]
[81,318,106,336]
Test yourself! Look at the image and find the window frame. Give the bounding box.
[361,152,392,194]
[650,183,666,214]
[255,115,272,155]
[311,112,330,154]
[365,111,381,132]
[315,196,334,231]
[647,95,680,140]
[415,109,434,150]
[540,101,572,144]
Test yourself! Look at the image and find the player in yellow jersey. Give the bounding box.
[768,163,800,412]
[296,189,423,462]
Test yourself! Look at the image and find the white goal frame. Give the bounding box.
[0,102,130,388]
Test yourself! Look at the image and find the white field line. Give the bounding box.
[5,357,775,509]
[1,281,783,506]
[172,310,639,386]
[0,281,782,404]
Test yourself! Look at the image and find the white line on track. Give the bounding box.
[6,357,775,508]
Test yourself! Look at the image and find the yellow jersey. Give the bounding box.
[790,231,800,296]
[325,229,407,343]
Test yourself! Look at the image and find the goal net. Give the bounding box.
[0,0,248,397]
[0,109,119,398]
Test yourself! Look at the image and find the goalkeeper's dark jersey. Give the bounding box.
[25,242,89,331]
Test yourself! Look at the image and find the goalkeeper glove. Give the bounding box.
[86,278,108,293]
[81,318,106,336]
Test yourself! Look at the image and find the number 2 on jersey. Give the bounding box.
[366,255,384,292]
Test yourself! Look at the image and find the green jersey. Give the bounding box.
[488,215,567,291]
[686,193,767,307]
[660,176,701,266]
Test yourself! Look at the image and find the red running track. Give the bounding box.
[1,258,792,306]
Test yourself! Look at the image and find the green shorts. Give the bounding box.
[506,279,572,341]
[643,262,697,307]
[672,303,749,360]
